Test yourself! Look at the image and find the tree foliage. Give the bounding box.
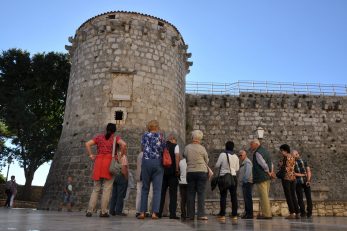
[0,48,70,195]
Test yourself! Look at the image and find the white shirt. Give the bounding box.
[215,152,239,176]
[179,158,187,184]
[174,145,179,154]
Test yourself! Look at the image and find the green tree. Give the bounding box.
[0,48,70,200]
[0,121,10,165]
[0,172,5,183]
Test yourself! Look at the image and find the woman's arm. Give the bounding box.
[85,140,96,160]
[117,138,127,156]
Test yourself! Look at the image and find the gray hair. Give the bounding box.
[191,130,203,141]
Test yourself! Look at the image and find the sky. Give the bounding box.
[1,0,346,185]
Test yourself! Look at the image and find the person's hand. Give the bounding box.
[89,154,96,160]
[175,170,180,177]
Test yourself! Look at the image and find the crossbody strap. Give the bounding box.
[112,136,116,158]
[225,152,232,174]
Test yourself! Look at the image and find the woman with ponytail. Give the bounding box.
[85,123,127,217]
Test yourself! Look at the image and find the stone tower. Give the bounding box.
[39,11,192,209]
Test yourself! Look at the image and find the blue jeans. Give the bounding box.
[109,174,128,214]
[187,172,208,218]
[140,159,164,213]
[242,182,253,217]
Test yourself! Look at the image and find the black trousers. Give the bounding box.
[219,176,238,216]
[296,182,313,216]
[281,180,299,214]
[5,190,12,207]
[159,174,178,217]
[179,184,188,218]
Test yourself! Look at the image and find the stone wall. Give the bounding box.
[186,93,347,200]
[0,184,43,202]
[39,11,191,210]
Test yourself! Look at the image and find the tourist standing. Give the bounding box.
[159,134,180,219]
[238,150,253,219]
[183,130,209,220]
[251,139,272,219]
[178,157,188,219]
[5,175,17,208]
[62,176,74,212]
[85,123,127,217]
[293,150,313,218]
[138,120,165,219]
[135,151,153,217]
[278,144,300,219]
[109,148,129,216]
[215,141,239,221]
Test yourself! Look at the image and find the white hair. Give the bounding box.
[191,130,203,141]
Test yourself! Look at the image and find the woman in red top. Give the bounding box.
[85,123,126,217]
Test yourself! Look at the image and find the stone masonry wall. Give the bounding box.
[39,12,191,210]
[186,93,347,201]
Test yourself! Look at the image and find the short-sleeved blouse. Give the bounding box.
[92,134,120,180]
[141,132,165,160]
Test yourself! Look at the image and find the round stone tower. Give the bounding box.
[39,11,192,209]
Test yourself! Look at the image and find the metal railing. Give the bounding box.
[186,81,347,96]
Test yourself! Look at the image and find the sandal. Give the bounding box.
[197,216,208,220]
[137,213,145,219]
[152,213,159,219]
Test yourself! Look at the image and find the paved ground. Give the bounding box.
[1,208,347,231]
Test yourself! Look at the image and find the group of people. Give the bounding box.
[82,120,313,221]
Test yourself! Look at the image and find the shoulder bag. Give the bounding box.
[109,136,122,175]
[218,153,235,191]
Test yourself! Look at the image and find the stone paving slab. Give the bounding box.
[1,208,347,231]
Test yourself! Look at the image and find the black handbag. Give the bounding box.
[211,167,221,191]
[218,153,235,191]
[276,157,286,179]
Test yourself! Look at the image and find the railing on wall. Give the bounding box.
[186,81,347,96]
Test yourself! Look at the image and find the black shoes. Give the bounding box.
[256,215,272,219]
[241,214,253,219]
[169,216,180,219]
[100,213,110,217]
[115,212,127,216]
[86,212,92,217]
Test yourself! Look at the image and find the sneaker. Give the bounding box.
[86,212,92,217]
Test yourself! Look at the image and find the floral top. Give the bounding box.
[284,155,296,181]
[141,132,165,160]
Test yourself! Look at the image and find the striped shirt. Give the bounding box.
[294,158,308,184]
